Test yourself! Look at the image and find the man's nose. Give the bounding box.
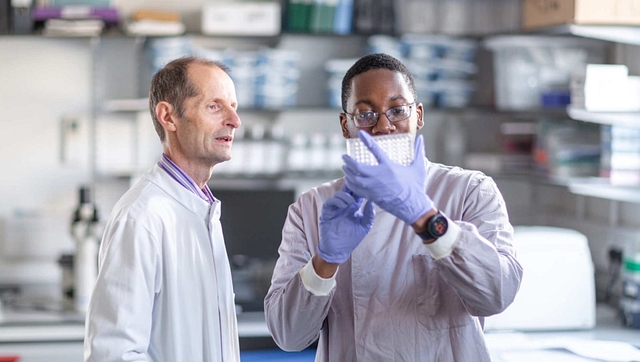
[225,108,241,128]
[371,113,395,135]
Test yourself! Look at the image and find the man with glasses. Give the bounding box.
[265,53,522,361]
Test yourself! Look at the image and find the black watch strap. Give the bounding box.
[416,211,448,241]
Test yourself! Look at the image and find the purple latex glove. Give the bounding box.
[342,130,434,225]
[318,185,376,264]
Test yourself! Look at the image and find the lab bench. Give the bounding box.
[0,307,282,362]
[0,304,638,362]
[486,304,640,361]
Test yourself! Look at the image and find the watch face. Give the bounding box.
[429,214,448,237]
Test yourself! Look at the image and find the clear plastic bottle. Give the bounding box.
[287,132,309,174]
[264,124,286,176]
[246,123,266,175]
[621,242,640,329]
[327,132,347,172]
[308,132,327,173]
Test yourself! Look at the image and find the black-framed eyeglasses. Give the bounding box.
[343,103,416,128]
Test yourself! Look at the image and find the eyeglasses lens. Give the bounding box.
[354,104,412,128]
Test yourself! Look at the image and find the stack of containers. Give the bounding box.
[367,35,405,60]
[145,40,301,109]
[220,49,301,109]
[320,35,404,95]
[600,125,640,185]
[324,35,477,109]
[401,34,476,108]
[254,49,301,109]
[220,50,260,108]
[367,35,477,108]
[325,58,360,109]
[142,37,193,96]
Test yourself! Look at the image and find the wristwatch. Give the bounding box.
[416,211,448,242]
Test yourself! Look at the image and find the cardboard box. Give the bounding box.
[202,2,281,36]
[523,0,640,29]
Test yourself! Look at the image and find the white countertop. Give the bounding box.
[0,306,271,343]
[485,304,640,361]
[0,304,85,343]
[0,307,271,362]
[0,303,638,361]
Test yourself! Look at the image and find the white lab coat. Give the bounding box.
[84,165,240,362]
[265,159,522,361]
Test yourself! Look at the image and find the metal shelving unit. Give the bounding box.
[90,33,368,182]
[567,106,640,128]
[537,25,640,204]
[44,26,640,201]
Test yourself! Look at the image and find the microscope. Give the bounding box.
[70,186,103,313]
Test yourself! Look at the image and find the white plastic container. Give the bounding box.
[484,36,606,111]
[202,2,281,36]
[485,226,596,331]
[621,298,640,329]
[622,247,640,297]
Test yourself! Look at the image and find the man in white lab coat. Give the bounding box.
[84,56,242,361]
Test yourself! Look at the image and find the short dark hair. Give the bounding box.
[341,53,417,111]
[148,56,229,142]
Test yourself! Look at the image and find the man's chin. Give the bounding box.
[214,154,232,165]
[206,152,231,167]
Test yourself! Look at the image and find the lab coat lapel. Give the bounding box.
[146,164,240,361]
[208,201,240,361]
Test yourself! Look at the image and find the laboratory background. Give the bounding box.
[1,0,640,361]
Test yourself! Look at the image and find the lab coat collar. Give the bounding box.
[143,164,215,220]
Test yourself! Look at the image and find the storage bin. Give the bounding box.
[402,34,477,62]
[484,36,606,111]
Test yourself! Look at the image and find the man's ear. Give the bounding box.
[156,101,177,133]
[340,113,350,138]
[416,103,424,130]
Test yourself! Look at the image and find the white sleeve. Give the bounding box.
[299,259,337,296]
[84,218,160,362]
[423,217,461,260]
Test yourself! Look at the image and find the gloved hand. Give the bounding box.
[318,185,375,264]
[342,130,434,225]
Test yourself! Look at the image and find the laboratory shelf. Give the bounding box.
[567,106,640,128]
[567,177,640,204]
[102,99,339,115]
[102,98,149,112]
[493,173,640,204]
[540,24,640,46]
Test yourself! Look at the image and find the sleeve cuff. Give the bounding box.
[299,259,337,296]
[423,218,461,260]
